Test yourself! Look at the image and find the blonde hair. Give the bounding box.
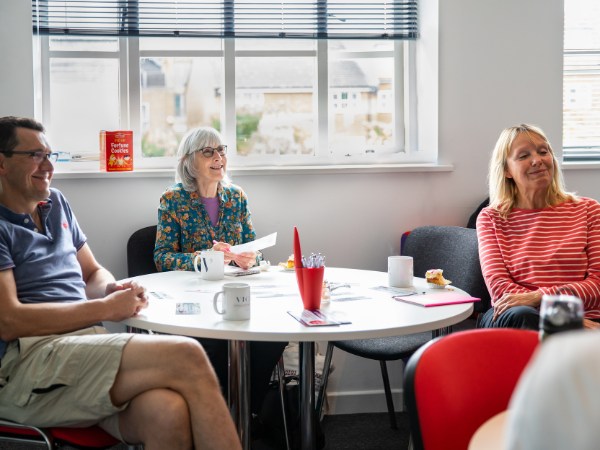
[488,124,577,217]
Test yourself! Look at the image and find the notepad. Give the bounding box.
[287,310,351,326]
[394,291,480,307]
[224,266,261,277]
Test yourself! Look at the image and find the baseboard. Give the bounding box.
[324,389,405,415]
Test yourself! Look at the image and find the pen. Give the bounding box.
[213,240,231,252]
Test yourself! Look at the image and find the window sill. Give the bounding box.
[562,161,600,171]
[52,162,454,179]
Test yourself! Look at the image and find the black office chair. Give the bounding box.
[126,225,159,278]
[466,197,490,229]
[317,226,491,429]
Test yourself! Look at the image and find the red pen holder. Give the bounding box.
[296,266,325,310]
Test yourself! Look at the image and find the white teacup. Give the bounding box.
[388,255,413,288]
[194,250,225,281]
[213,282,251,321]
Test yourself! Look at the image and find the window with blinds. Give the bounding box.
[31,1,424,169]
[563,0,600,161]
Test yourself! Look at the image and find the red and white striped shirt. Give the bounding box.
[477,197,600,319]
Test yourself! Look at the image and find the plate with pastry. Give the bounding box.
[425,269,452,289]
[278,254,296,271]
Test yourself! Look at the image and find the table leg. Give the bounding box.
[299,341,316,450]
[433,326,452,338]
[229,340,251,450]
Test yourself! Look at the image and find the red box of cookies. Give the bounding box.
[99,130,133,172]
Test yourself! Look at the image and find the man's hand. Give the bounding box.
[103,281,148,320]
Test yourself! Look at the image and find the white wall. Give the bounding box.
[0,0,35,117]
[3,0,596,415]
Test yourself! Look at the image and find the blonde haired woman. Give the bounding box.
[477,124,600,328]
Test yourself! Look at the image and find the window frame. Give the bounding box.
[37,35,426,170]
[562,0,600,162]
[562,48,600,162]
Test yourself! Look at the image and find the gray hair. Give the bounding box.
[176,127,227,192]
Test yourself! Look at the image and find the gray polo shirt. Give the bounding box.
[0,188,87,358]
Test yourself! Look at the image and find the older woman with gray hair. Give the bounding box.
[154,126,286,425]
[155,126,258,270]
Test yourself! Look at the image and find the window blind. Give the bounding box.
[32,0,418,40]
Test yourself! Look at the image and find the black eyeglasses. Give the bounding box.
[0,150,59,164]
[196,145,227,158]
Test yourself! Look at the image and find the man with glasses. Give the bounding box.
[0,116,240,449]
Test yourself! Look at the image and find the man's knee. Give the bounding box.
[128,334,216,378]
[155,390,192,434]
[121,389,193,447]
[164,336,221,386]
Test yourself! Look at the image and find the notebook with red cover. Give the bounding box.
[394,291,480,307]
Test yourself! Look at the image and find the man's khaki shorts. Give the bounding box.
[0,326,133,441]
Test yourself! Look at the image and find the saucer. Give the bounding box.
[427,282,449,289]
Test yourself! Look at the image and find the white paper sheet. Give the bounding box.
[229,232,277,253]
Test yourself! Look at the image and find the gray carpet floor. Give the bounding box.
[0,412,410,449]
[322,412,410,450]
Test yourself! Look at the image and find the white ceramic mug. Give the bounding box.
[194,250,225,281]
[388,255,414,288]
[213,283,251,320]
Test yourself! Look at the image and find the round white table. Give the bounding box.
[121,267,474,450]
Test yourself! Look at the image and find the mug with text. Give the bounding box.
[194,250,225,281]
[388,255,414,288]
[213,282,251,320]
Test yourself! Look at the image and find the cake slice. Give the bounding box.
[425,269,452,286]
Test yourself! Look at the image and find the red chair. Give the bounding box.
[403,328,539,450]
[0,418,139,449]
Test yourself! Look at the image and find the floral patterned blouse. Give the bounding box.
[154,182,257,271]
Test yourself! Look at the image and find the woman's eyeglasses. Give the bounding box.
[196,145,227,158]
[0,150,59,163]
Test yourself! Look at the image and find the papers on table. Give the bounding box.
[224,265,261,277]
[394,291,480,307]
[176,303,201,314]
[371,285,420,296]
[288,309,352,326]
[230,232,277,254]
